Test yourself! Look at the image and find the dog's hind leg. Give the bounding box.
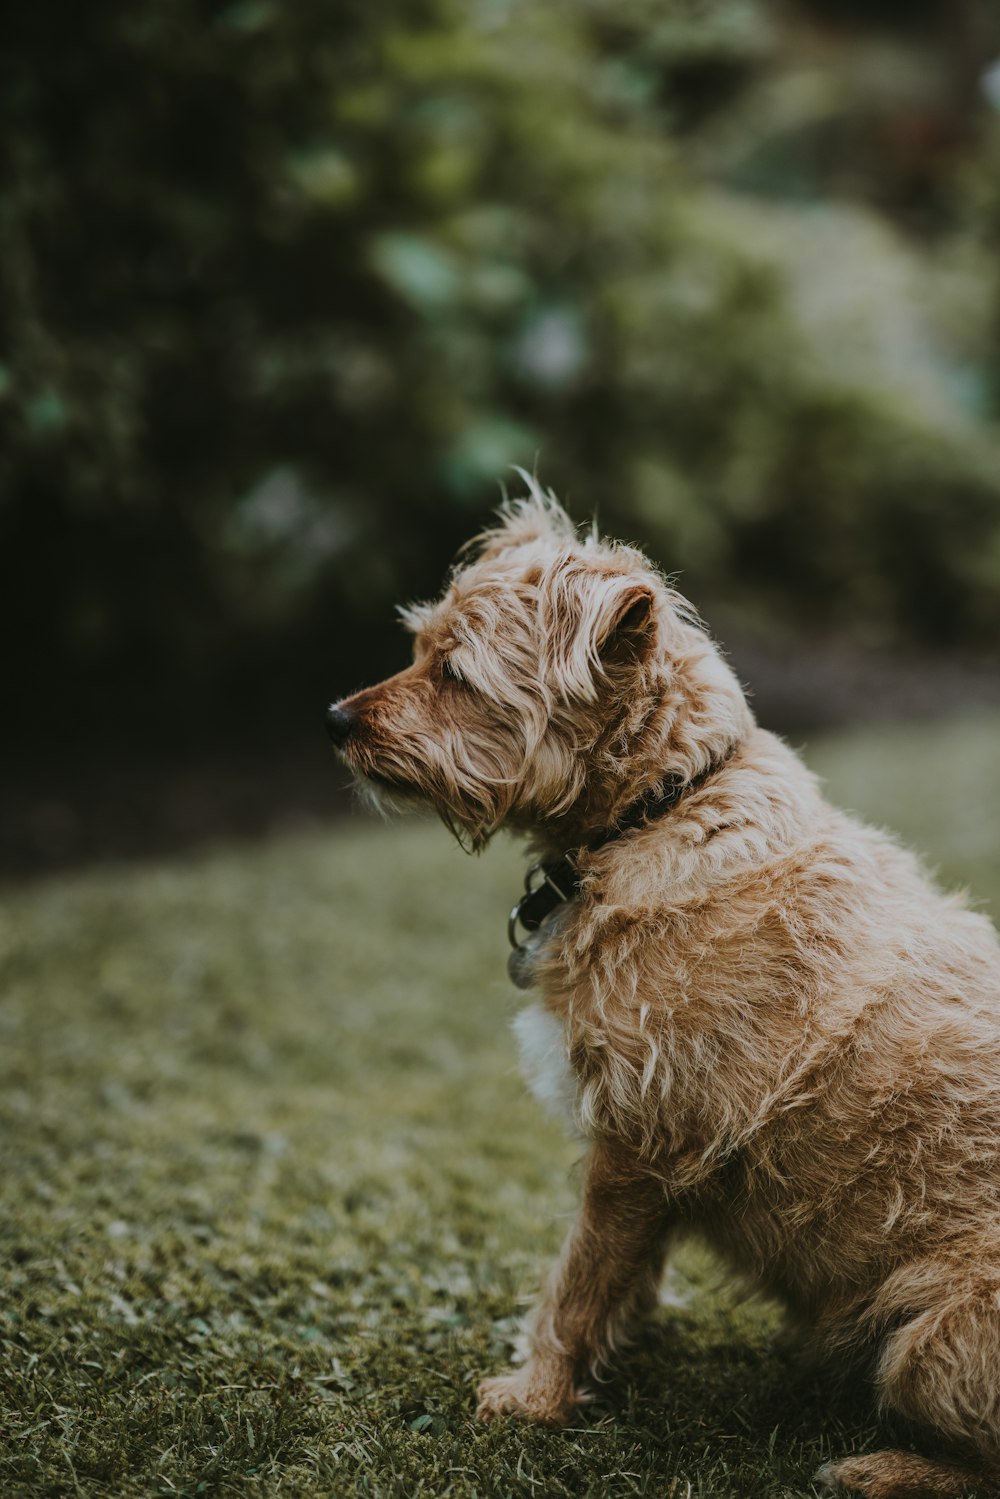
[476,1141,672,1425]
[819,1263,1000,1498]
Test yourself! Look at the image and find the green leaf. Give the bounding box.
[369,234,462,312]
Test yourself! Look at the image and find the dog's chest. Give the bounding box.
[511,1002,580,1131]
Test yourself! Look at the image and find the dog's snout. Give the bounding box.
[326,702,356,748]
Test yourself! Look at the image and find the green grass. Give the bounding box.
[2,712,998,1498]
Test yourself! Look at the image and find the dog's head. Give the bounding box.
[328,479,752,849]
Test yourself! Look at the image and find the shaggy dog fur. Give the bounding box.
[329,483,1000,1498]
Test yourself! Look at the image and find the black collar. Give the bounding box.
[507,752,732,949]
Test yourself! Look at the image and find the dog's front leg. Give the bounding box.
[477,1141,672,1425]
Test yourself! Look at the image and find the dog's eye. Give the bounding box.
[441,657,463,685]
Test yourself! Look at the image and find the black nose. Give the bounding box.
[326,703,355,748]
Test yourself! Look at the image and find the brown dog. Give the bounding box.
[328,484,1000,1498]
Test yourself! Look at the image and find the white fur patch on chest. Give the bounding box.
[511,1002,580,1132]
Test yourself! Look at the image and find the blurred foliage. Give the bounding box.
[2,0,1000,747]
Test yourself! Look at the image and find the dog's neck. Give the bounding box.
[509,740,741,950]
[589,742,740,854]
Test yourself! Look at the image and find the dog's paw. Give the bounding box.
[815,1451,983,1499]
[815,1461,850,1494]
[475,1370,580,1426]
[816,1455,900,1498]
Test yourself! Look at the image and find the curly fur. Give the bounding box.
[330,481,1000,1498]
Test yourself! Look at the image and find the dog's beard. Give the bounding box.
[347,759,496,853]
[346,763,423,821]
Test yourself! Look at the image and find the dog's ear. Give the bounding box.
[546,566,657,698]
[598,585,655,664]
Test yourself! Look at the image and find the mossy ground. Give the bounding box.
[2,713,998,1498]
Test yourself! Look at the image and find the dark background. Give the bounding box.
[4,0,1000,876]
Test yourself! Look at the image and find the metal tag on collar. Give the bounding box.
[507,861,573,949]
[507,862,542,949]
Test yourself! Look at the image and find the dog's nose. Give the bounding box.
[326,703,355,747]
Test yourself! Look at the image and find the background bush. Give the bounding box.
[3,0,1000,753]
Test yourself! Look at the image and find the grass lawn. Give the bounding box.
[2,711,998,1498]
